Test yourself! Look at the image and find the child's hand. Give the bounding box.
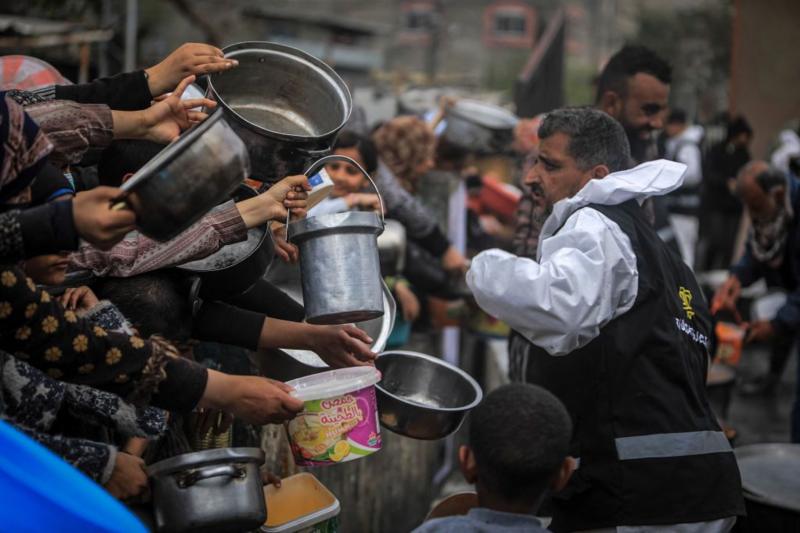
[60,285,100,312]
[395,282,420,322]
[270,223,299,263]
[346,193,381,212]
[264,175,311,221]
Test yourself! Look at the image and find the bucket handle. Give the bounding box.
[285,154,385,229]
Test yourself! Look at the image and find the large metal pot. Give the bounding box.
[119,110,250,241]
[260,258,396,382]
[442,100,519,155]
[288,155,385,324]
[177,183,273,298]
[207,41,352,184]
[375,351,483,440]
[147,447,266,533]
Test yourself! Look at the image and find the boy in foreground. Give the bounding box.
[414,384,575,532]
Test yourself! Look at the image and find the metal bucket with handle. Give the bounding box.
[287,155,385,325]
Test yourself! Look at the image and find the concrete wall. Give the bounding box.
[730,0,800,158]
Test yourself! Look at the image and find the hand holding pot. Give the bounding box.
[309,324,377,368]
[105,452,149,502]
[145,42,238,97]
[711,275,742,316]
[201,370,304,425]
[270,223,299,263]
[72,186,137,250]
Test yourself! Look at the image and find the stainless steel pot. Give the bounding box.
[260,258,396,382]
[288,155,385,324]
[207,41,352,184]
[375,351,483,440]
[442,100,519,155]
[177,183,273,298]
[119,109,250,241]
[147,447,266,533]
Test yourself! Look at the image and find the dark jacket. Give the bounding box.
[731,175,800,336]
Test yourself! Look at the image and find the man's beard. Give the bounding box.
[625,127,655,164]
[529,182,553,217]
[751,207,790,266]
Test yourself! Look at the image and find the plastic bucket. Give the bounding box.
[261,473,340,532]
[286,367,382,466]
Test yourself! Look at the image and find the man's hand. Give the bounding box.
[60,286,100,312]
[72,187,136,250]
[309,324,377,368]
[140,75,217,144]
[201,371,304,425]
[105,452,149,502]
[145,43,237,97]
[711,275,742,315]
[745,320,776,344]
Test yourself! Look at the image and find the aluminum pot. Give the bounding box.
[177,183,273,298]
[119,109,250,241]
[375,351,483,440]
[207,41,352,184]
[442,100,519,155]
[288,155,385,324]
[147,447,266,533]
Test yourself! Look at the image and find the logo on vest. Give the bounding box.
[678,286,695,319]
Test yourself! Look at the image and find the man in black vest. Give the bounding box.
[467,107,744,532]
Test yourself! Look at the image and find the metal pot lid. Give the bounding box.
[734,443,800,511]
[287,210,383,242]
[146,447,264,477]
[446,100,518,131]
[209,41,352,141]
[121,109,225,193]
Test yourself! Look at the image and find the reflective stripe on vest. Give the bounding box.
[615,430,731,460]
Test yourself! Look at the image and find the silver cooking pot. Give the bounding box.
[207,41,352,184]
[442,99,519,155]
[147,447,266,532]
[118,110,250,241]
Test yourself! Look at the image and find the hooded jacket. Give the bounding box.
[467,159,686,355]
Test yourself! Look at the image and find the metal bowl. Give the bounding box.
[375,351,483,440]
[120,109,249,241]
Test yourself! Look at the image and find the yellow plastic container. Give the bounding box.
[262,473,340,533]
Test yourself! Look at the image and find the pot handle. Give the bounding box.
[285,154,385,229]
[175,464,247,488]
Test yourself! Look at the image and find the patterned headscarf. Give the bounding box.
[373,115,435,188]
[0,93,53,207]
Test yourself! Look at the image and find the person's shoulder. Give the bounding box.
[411,515,474,533]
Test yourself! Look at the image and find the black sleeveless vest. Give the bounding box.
[524,200,744,532]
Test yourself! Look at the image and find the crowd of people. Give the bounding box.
[0,36,797,533]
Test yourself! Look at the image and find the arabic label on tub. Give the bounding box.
[286,367,382,466]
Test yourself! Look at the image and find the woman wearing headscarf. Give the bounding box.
[373,116,467,273]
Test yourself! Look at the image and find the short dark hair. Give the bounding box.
[538,107,632,172]
[595,45,672,103]
[470,384,572,503]
[667,109,687,125]
[94,272,192,340]
[755,166,788,193]
[98,140,165,187]
[333,130,379,174]
[726,115,753,141]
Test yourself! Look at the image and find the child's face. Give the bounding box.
[327,147,368,197]
[25,253,70,286]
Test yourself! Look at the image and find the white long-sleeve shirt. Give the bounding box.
[467,159,687,356]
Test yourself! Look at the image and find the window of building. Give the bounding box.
[399,1,436,45]
[483,2,536,48]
